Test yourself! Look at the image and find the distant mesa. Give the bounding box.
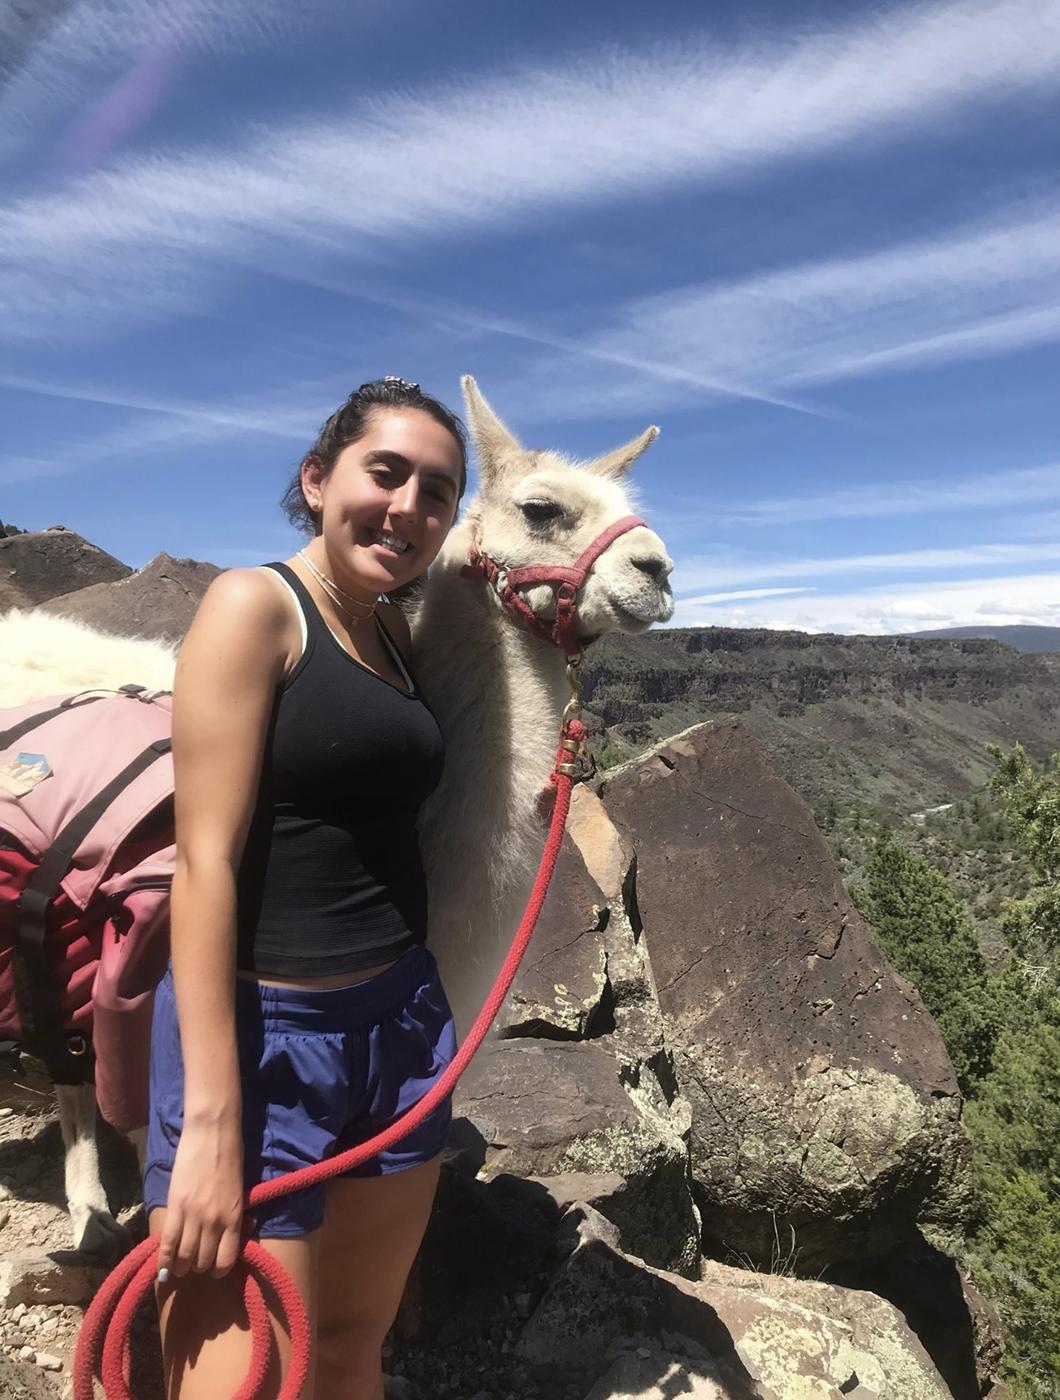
[908,623,1060,653]
[40,552,221,642]
[0,525,130,611]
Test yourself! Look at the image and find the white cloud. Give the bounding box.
[3,0,1060,343]
[0,369,319,440]
[0,377,328,485]
[714,462,1060,528]
[0,0,322,168]
[684,586,816,604]
[669,570,1060,635]
[589,204,1060,409]
[675,540,1060,592]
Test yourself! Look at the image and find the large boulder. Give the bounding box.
[41,552,220,641]
[499,836,614,1041]
[596,721,971,1268]
[453,1035,699,1276]
[0,526,129,610]
[518,1207,953,1400]
[515,1206,761,1394]
[457,816,700,1277]
[698,1259,955,1400]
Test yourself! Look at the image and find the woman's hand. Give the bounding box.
[158,1116,245,1280]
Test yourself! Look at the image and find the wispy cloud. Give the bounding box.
[669,570,1060,635]
[0,0,317,166]
[718,462,1060,528]
[3,0,1059,342]
[682,586,815,604]
[0,374,333,485]
[0,368,320,438]
[675,540,1060,593]
[587,204,1060,411]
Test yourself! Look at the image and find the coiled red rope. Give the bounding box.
[73,717,587,1400]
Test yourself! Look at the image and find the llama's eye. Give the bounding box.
[521,500,563,524]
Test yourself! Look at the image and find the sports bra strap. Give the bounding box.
[374,614,415,693]
[260,563,309,657]
[263,562,415,693]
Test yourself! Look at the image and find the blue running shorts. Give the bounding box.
[143,945,456,1238]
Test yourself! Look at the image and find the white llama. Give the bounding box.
[413,376,672,1031]
[0,374,673,1243]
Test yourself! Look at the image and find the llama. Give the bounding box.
[413,376,672,1030]
[0,374,673,1243]
[0,610,178,708]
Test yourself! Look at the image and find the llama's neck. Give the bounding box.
[412,525,570,911]
[414,524,570,814]
[412,525,575,1029]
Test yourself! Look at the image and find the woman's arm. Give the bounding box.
[156,569,294,1280]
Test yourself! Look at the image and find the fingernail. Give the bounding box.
[157,1267,170,1284]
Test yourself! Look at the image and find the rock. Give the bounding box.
[698,1259,953,1400]
[0,1250,105,1308]
[411,1167,559,1346]
[500,838,612,1040]
[580,1349,735,1400]
[454,1038,699,1275]
[32,1352,61,1371]
[517,1209,953,1400]
[525,1171,627,1214]
[829,1236,1009,1400]
[0,526,129,609]
[597,721,971,1268]
[565,788,668,1063]
[383,1378,423,1399]
[566,783,635,903]
[515,1208,761,1394]
[41,551,220,641]
[961,1277,1008,1398]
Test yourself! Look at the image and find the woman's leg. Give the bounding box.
[150,1208,320,1400]
[315,1156,443,1400]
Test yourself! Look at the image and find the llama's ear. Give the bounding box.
[461,375,524,483]
[585,425,660,479]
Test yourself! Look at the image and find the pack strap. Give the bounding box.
[0,685,165,753]
[0,692,107,752]
[11,736,172,1084]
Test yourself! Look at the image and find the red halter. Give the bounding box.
[461,514,647,657]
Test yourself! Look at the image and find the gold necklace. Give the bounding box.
[298,549,377,621]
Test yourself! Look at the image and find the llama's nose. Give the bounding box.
[632,554,672,584]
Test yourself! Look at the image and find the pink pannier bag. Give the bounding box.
[0,688,175,1132]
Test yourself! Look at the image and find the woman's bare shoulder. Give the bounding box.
[198,567,289,620]
[179,569,293,679]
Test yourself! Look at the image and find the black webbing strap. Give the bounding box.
[0,693,114,754]
[12,736,172,1083]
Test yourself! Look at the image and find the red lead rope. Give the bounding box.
[73,716,588,1400]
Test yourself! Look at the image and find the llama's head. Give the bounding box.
[459,376,673,643]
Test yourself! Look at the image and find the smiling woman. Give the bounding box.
[144,377,469,1400]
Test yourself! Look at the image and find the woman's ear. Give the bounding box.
[300,454,325,515]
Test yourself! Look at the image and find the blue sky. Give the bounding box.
[2,0,1058,635]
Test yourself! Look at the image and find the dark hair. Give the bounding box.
[281,378,468,535]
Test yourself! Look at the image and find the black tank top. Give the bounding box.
[235,562,445,976]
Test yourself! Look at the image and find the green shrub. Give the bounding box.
[852,839,999,1091]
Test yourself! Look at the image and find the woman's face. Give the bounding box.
[302,407,463,596]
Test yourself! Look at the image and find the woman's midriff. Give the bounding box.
[235,958,399,990]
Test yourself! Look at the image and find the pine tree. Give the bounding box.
[851,839,999,1091]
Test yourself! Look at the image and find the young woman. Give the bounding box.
[143,378,467,1399]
